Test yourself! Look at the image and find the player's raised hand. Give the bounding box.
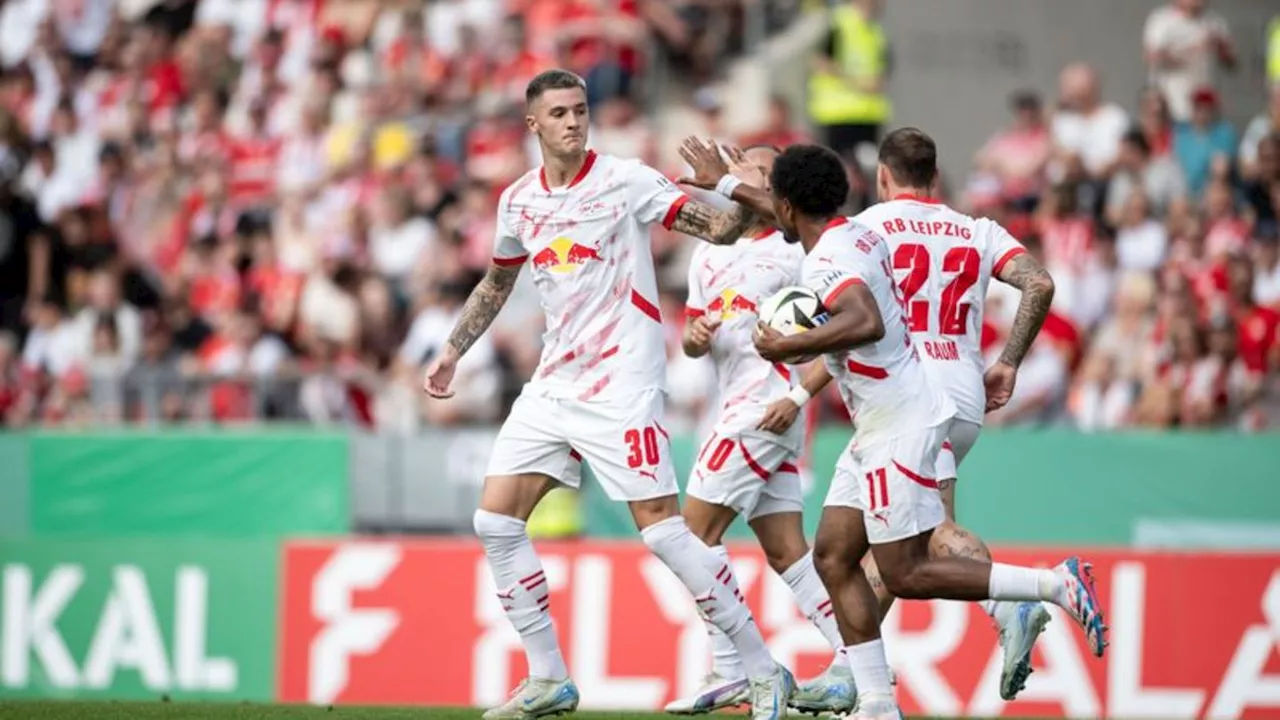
[757,396,801,434]
[983,360,1018,412]
[723,145,767,189]
[677,136,730,190]
[686,315,721,353]
[423,349,459,399]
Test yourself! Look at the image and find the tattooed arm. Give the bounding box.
[984,251,1055,412]
[668,198,758,245]
[423,261,522,398]
[994,252,1055,368]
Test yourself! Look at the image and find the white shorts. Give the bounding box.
[934,419,982,481]
[686,431,803,520]
[824,421,950,544]
[486,388,677,502]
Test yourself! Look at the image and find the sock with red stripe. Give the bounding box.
[474,509,568,681]
[781,551,845,661]
[704,546,746,680]
[642,516,777,680]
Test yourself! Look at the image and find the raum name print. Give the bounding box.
[279,540,1280,719]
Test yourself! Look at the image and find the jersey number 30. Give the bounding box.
[893,244,980,335]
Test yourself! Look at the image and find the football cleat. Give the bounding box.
[790,661,856,715]
[849,693,903,720]
[482,676,580,720]
[996,601,1052,700]
[749,664,797,720]
[663,672,749,714]
[1055,557,1108,657]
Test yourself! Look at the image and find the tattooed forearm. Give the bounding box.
[445,262,521,357]
[996,253,1055,368]
[670,199,757,245]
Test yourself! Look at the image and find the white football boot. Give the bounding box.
[663,672,750,714]
[996,601,1052,700]
[482,677,580,720]
[790,661,856,715]
[749,665,797,720]
[849,694,903,720]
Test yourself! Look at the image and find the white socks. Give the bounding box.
[704,546,747,680]
[845,639,893,698]
[780,551,846,656]
[704,549,845,680]
[474,509,568,681]
[642,517,776,680]
[988,563,1066,606]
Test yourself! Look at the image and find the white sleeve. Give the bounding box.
[802,244,870,309]
[625,161,690,229]
[685,248,708,317]
[981,219,1028,279]
[491,203,526,266]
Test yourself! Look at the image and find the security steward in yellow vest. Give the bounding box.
[1269,16,1280,85]
[809,0,891,162]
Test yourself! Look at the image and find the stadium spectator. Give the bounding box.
[1050,63,1130,183]
[1105,129,1186,225]
[0,0,1275,437]
[1173,87,1237,198]
[1143,0,1235,124]
[969,90,1052,212]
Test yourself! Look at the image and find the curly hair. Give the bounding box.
[768,144,849,217]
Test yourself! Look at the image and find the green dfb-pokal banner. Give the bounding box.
[0,538,279,701]
[23,431,350,538]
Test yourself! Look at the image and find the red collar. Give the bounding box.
[539,150,597,192]
[892,193,941,204]
[747,227,778,240]
[823,217,849,232]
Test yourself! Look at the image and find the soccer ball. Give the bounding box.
[759,286,829,336]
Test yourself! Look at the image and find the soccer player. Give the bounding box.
[682,140,1108,720]
[732,127,1060,700]
[423,70,795,720]
[848,127,1057,700]
[665,144,854,716]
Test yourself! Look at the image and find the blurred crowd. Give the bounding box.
[0,0,800,429]
[949,1,1280,432]
[0,0,1276,435]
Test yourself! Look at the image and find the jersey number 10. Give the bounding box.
[893,244,980,335]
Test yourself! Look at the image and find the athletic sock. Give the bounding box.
[642,516,776,680]
[845,639,893,697]
[704,545,747,679]
[474,509,568,680]
[780,551,845,660]
[988,563,1066,606]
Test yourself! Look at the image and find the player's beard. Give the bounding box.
[782,229,802,244]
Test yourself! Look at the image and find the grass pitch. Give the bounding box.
[0,704,1046,720]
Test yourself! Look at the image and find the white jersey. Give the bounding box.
[493,150,689,401]
[854,196,1026,424]
[802,217,956,447]
[686,229,806,449]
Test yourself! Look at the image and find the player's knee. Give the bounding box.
[761,536,809,575]
[640,515,690,562]
[473,508,527,545]
[812,535,850,585]
[681,503,728,547]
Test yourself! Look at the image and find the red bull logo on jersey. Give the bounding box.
[706,289,757,320]
[531,237,603,274]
